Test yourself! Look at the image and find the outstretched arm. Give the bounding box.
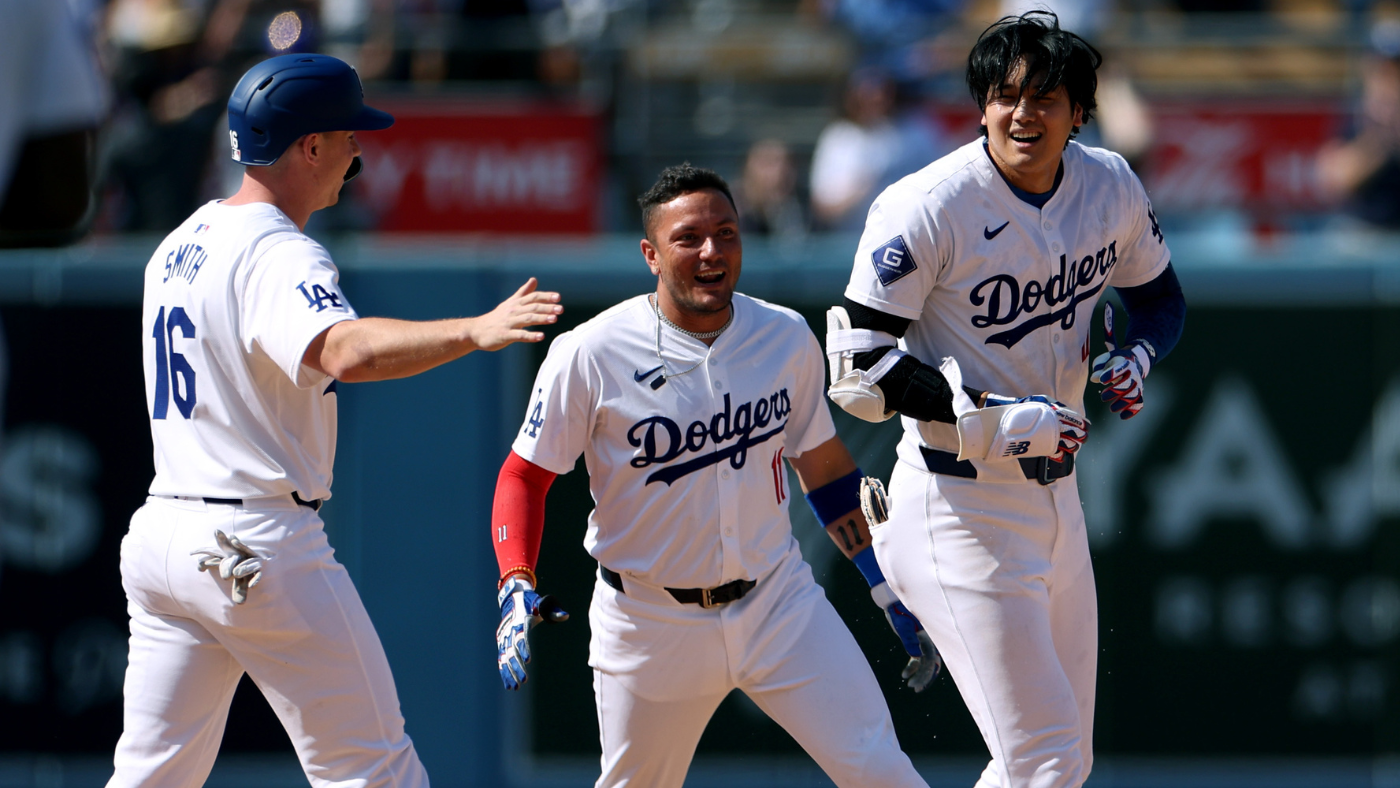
[302,278,562,382]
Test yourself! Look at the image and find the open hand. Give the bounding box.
[472,278,563,351]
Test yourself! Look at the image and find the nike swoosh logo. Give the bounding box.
[634,365,664,382]
[984,221,1010,240]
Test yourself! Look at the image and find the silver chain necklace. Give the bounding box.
[650,294,733,382]
[653,294,733,339]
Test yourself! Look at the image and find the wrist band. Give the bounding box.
[851,547,886,588]
[498,565,537,590]
[804,468,864,526]
[1129,341,1153,377]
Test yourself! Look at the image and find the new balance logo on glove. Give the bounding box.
[1002,440,1031,457]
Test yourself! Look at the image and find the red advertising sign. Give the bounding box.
[928,100,1346,214]
[1145,101,1343,213]
[354,99,602,234]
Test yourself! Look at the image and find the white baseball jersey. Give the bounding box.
[512,293,835,590]
[141,200,357,501]
[845,139,1170,475]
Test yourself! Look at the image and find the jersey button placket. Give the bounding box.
[708,364,742,581]
[1041,217,1067,366]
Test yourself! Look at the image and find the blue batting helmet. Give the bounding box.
[227,54,393,168]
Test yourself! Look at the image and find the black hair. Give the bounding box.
[638,163,737,238]
[966,11,1103,140]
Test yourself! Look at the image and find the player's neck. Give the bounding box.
[986,148,1061,195]
[653,292,731,346]
[223,173,315,231]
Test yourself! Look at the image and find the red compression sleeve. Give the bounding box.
[491,450,556,585]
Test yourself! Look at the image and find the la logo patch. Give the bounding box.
[871,235,916,286]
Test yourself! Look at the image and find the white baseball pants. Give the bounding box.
[107,496,428,788]
[587,544,928,788]
[874,460,1098,788]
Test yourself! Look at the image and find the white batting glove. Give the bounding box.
[1090,302,1152,420]
[1040,397,1090,457]
[980,394,1089,459]
[1090,348,1147,419]
[191,530,268,605]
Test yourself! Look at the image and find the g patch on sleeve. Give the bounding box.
[871,235,917,286]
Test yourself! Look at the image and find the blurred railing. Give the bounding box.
[8,229,1400,306]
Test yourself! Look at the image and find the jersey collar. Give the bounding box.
[981,140,1065,210]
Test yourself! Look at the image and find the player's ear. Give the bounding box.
[285,133,317,167]
[640,238,661,275]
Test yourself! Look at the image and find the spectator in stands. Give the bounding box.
[0,0,108,247]
[738,139,807,240]
[812,0,961,79]
[1317,20,1400,230]
[103,0,319,232]
[1174,0,1263,12]
[999,0,1107,38]
[810,68,951,231]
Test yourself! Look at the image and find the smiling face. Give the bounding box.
[640,188,742,332]
[981,57,1082,194]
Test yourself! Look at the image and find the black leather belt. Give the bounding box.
[919,446,1073,486]
[201,492,322,512]
[600,565,756,609]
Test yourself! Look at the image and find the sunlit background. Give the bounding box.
[0,0,1398,786]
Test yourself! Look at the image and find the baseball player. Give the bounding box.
[825,12,1186,788]
[109,54,562,788]
[490,164,939,788]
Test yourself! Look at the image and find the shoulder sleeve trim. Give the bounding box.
[843,288,922,321]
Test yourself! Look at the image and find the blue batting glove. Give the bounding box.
[851,524,942,692]
[872,581,943,692]
[496,576,569,691]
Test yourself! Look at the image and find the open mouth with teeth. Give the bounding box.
[1010,131,1043,144]
[695,270,726,285]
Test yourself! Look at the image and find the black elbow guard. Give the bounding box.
[874,355,958,424]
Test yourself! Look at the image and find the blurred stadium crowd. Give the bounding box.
[4,0,1400,242]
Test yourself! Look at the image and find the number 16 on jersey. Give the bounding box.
[152,305,197,419]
